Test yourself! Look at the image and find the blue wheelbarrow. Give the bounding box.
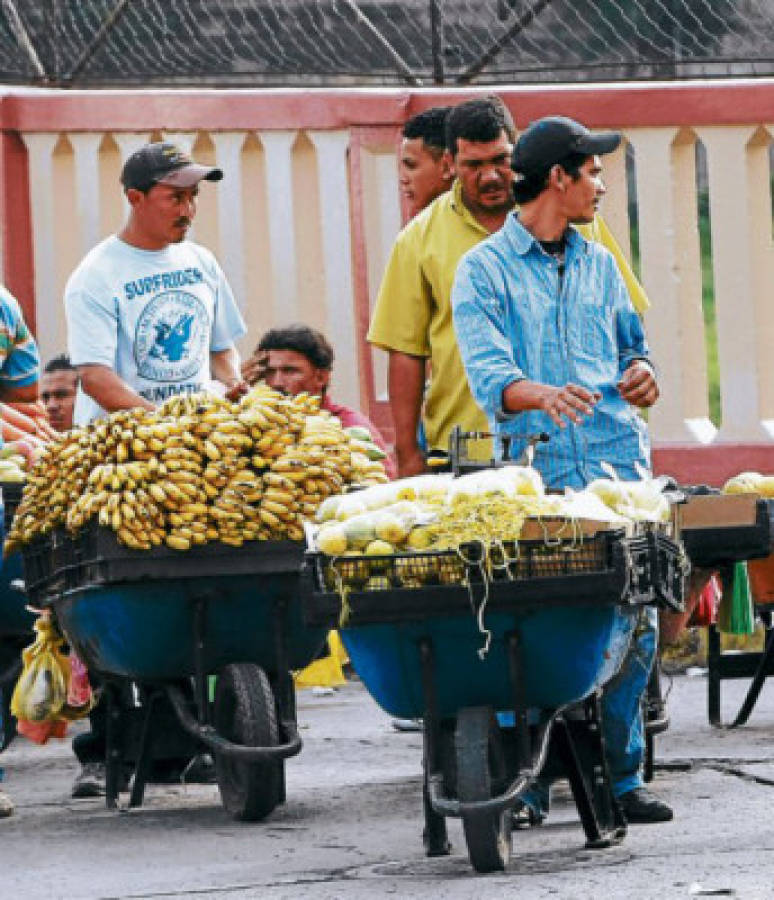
[0,482,34,751]
[28,521,327,820]
[305,527,685,872]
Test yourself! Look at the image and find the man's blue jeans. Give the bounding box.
[602,605,658,798]
[522,606,658,815]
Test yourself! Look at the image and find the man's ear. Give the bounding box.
[548,165,565,192]
[125,188,144,208]
[316,367,331,395]
[440,152,454,184]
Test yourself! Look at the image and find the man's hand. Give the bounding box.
[241,352,266,386]
[396,443,426,478]
[224,377,249,401]
[618,360,658,408]
[537,382,600,428]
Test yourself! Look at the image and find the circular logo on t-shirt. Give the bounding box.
[134,290,209,382]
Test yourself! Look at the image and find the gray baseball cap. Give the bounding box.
[120,141,223,190]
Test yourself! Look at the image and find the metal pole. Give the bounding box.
[343,0,422,86]
[1,0,46,80]
[429,0,445,85]
[64,0,132,82]
[457,0,553,85]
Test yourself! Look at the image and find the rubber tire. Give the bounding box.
[455,706,512,873]
[213,663,282,822]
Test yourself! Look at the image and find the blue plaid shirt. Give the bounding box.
[452,214,651,490]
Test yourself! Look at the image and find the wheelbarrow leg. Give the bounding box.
[730,610,774,728]
[273,597,296,806]
[555,694,626,849]
[129,689,160,809]
[419,638,451,857]
[707,622,722,727]
[104,682,122,810]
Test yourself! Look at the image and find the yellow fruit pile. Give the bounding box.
[723,472,774,497]
[314,468,673,593]
[5,386,387,555]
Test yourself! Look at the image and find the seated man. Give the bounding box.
[243,323,396,479]
[41,354,78,432]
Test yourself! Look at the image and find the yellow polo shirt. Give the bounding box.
[367,180,648,454]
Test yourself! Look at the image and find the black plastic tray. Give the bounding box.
[1,480,24,530]
[303,530,683,629]
[22,529,70,605]
[681,498,774,567]
[23,520,304,594]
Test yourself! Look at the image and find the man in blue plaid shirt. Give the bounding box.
[452,116,669,825]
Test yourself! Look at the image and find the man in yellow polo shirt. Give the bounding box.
[368,96,647,476]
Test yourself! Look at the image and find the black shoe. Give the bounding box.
[618,787,673,824]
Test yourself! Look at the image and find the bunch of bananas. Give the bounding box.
[4,385,387,555]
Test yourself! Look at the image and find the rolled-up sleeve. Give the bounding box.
[452,251,525,424]
[611,256,651,375]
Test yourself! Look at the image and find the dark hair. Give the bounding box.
[446,96,516,156]
[512,151,588,206]
[257,324,334,371]
[44,353,76,375]
[402,107,451,155]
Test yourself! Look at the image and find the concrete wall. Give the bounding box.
[0,82,772,482]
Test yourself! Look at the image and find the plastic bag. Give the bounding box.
[717,562,755,635]
[689,575,721,628]
[10,614,70,722]
[295,631,348,689]
[17,718,68,745]
[67,652,92,708]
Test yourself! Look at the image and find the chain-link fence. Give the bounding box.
[1,0,773,86]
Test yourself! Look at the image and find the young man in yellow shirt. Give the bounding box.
[368,97,647,477]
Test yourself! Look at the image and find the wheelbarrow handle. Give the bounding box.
[165,684,303,762]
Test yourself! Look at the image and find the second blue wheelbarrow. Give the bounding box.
[305,526,685,872]
[26,521,327,820]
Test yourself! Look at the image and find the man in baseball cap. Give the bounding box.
[120,141,223,191]
[453,114,669,826]
[64,138,246,798]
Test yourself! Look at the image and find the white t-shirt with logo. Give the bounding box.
[65,236,247,425]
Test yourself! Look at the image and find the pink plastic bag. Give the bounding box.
[67,653,92,708]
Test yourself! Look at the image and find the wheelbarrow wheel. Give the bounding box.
[455,706,512,873]
[213,663,282,822]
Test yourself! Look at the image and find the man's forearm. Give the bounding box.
[78,365,154,414]
[0,382,39,403]
[388,351,425,453]
[211,347,242,388]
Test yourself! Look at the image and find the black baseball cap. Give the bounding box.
[120,141,223,191]
[511,116,621,178]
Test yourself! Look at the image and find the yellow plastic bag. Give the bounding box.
[10,614,70,722]
[294,631,349,689]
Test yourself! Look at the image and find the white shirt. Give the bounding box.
[65,235,246,424]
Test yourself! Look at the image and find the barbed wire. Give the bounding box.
[0,0,772,86]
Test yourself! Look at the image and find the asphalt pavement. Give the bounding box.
[1,669,774,900]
